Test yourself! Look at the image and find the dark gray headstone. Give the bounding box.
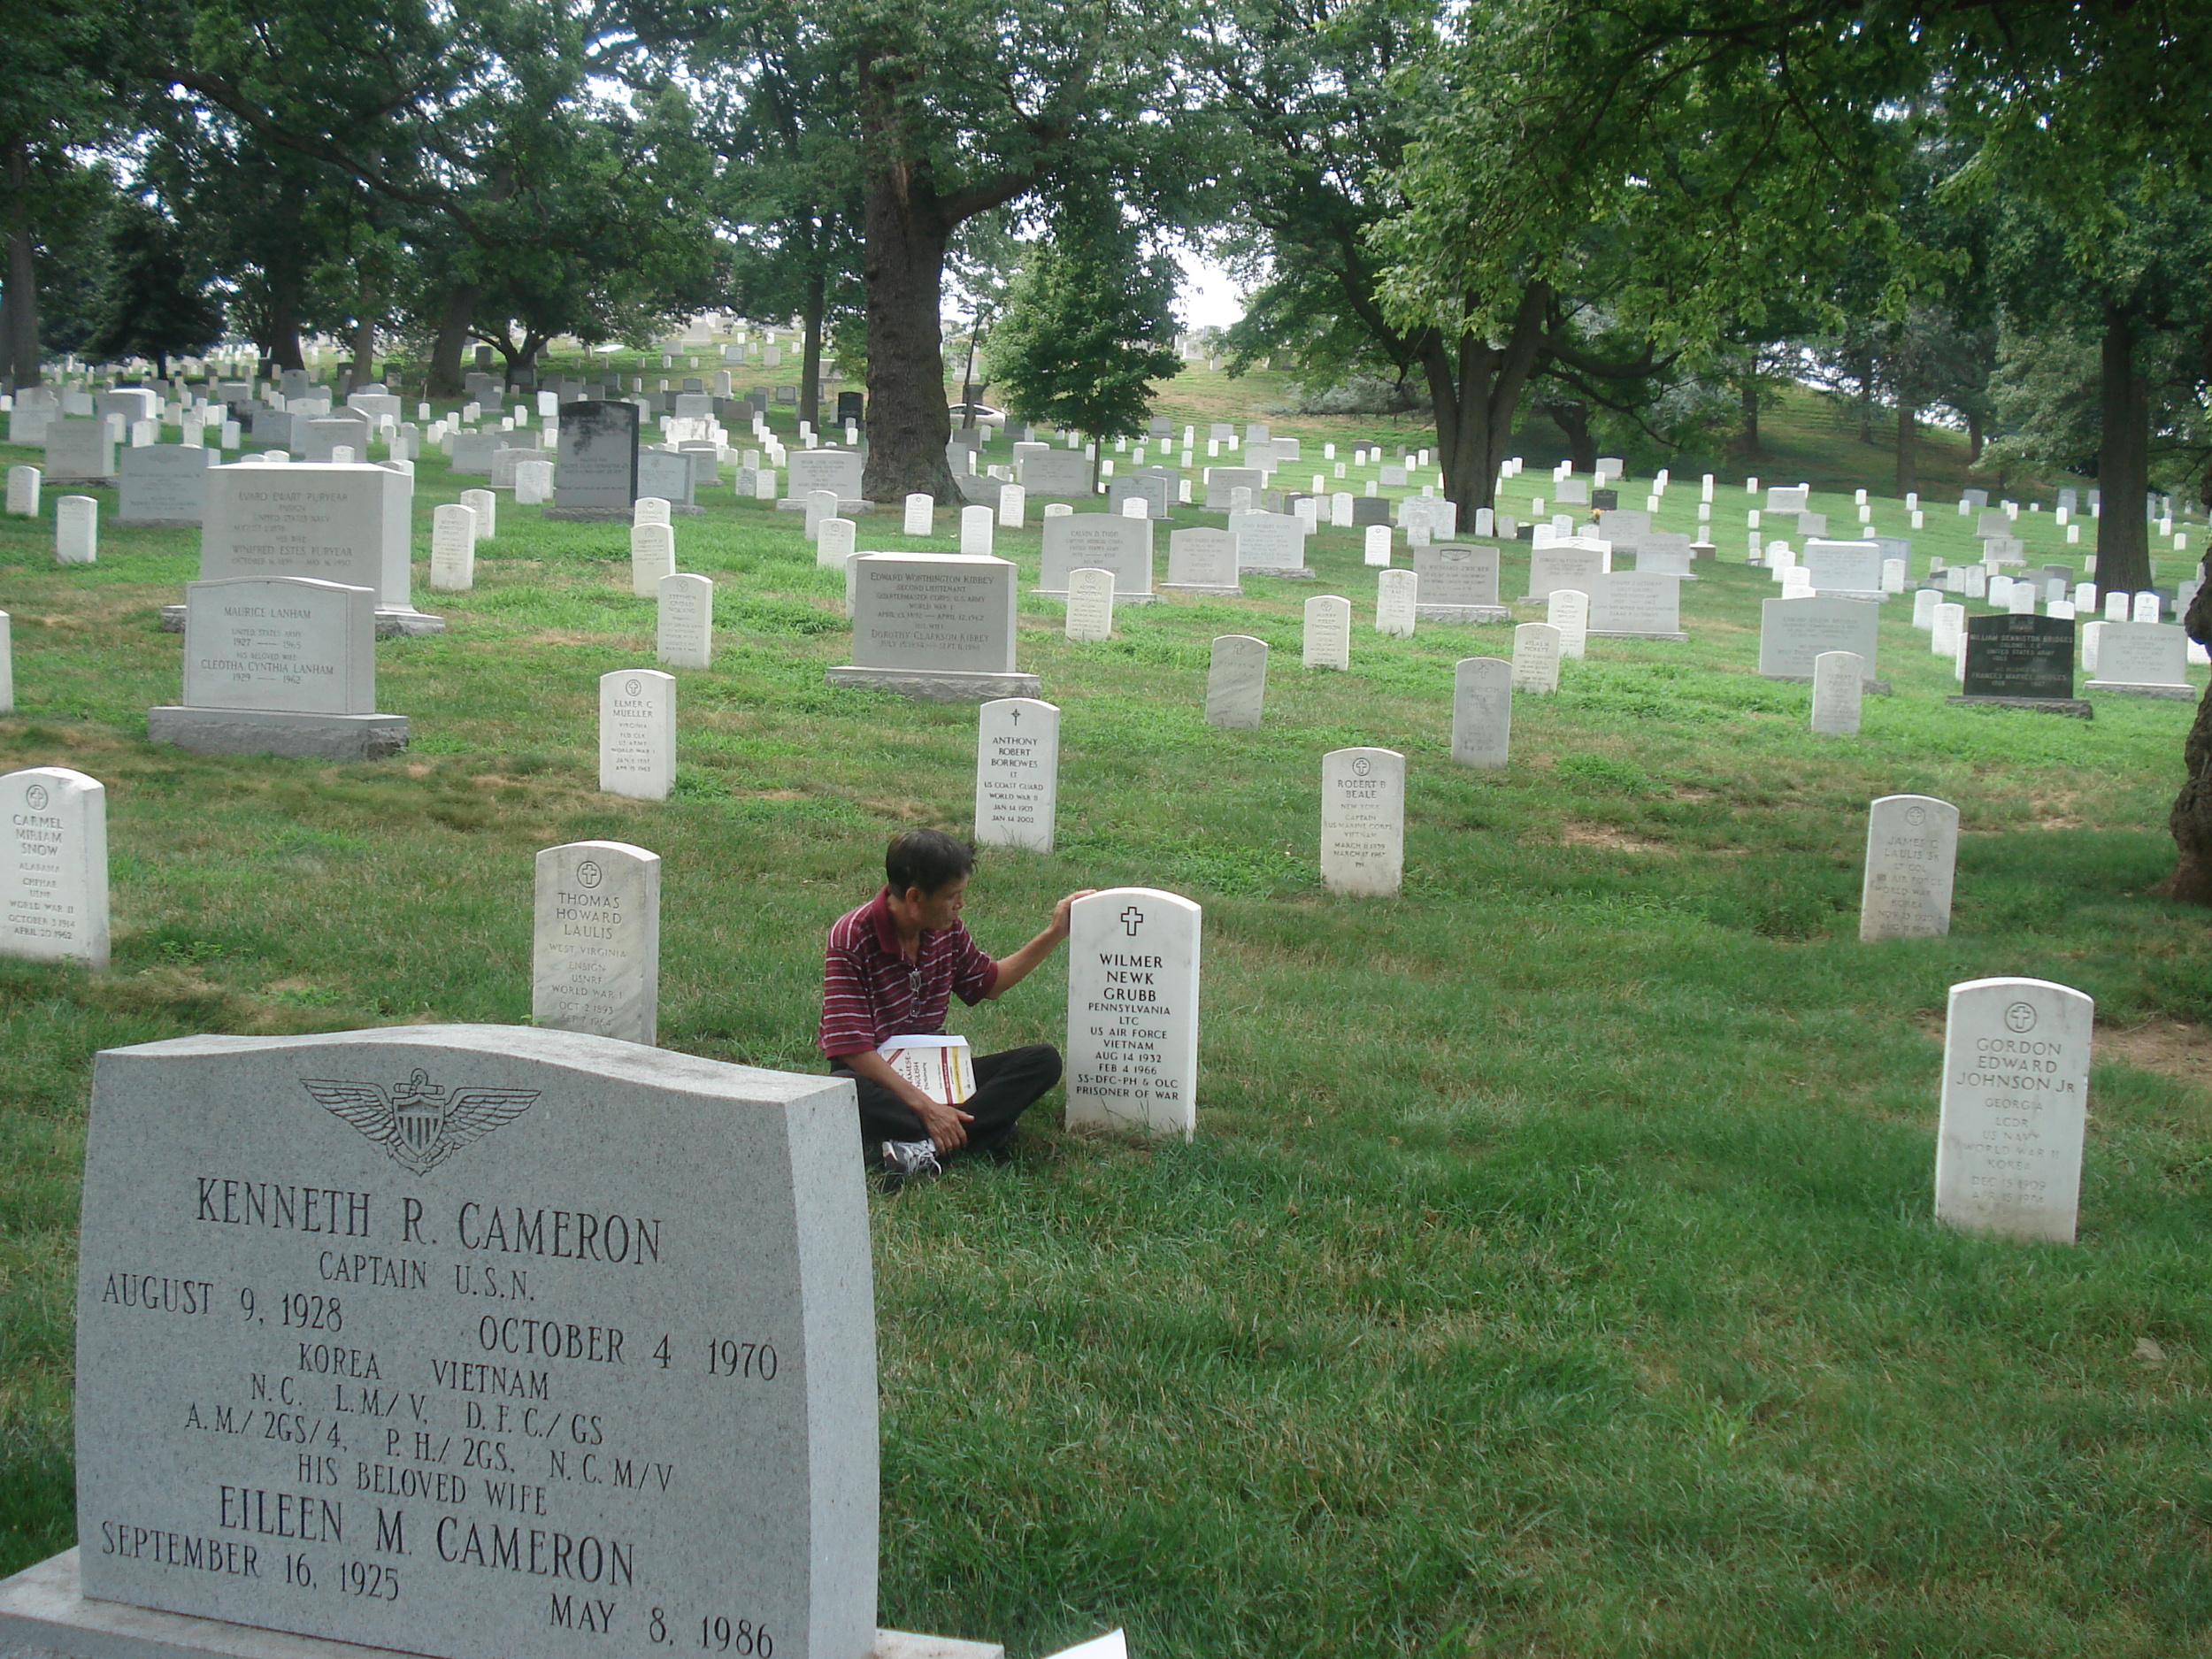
[553,400,640,516]
[1592,488,1618,511]
[1962,614,2075,699]
[1351,496,1392,526]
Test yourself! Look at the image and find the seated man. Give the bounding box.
[819,828,1093,1182]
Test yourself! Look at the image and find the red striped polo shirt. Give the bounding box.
[818,888,999,1058]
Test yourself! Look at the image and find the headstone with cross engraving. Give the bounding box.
[1321,748,1404,896]
[1935,977,2094,1243]
[974,698,1059,853]
[1064,887,1202,1139]
[1860,794,1959,941]
[533,838,661,1044]
[599,669,674,801]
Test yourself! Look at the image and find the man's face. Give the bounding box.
[904,874,969,931]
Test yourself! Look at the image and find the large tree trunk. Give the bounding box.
[264,269,306,372]
[859,170,958,503]
[347,311,375,390]
[2095,305,2154,595]
[1733,378,1760,458]
[2160,557,2212,904]
[1424,280,1548,517]
[800,266,826,432]
[1547,400,1597,474]
[1895,402,1918,497]
[2,136,37,391]
[428,282,481,398]
[1966,410,1984,464]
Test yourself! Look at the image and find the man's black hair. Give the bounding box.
[886,829,975,897]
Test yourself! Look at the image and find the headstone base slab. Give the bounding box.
[777,497,873,514]
[1415,603,1512,625]
[1586,629,1690,642]
[1243,566,1317,580]
[2085,680,2195,701]
[1813,588,1888,603]
[157,606,444,638]
[826,665,1042,703]
[113,518,198,530]
[43,474,117,488]
[1945,695,2094,719]
[0,1553,1002,1659]
[1156,582,1244,598]
[542,506,635,521]
[149,707,410,759]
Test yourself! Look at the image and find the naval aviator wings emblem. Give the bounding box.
[302,1068,541,1173]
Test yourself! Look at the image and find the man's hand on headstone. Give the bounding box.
[1050,889,1101,941]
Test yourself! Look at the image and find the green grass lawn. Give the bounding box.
[2,388,2210,1656]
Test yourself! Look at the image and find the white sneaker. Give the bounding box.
[879,1139,943,1190]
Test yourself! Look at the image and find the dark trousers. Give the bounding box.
[834,1044,1063,1160]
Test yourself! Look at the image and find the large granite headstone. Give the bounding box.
[1953,614,2087,715]
[1226,512,1311,579]
[1758,596,1882,685]
[196,464,435,634]
[2086,621,2192,699]
[1524,546,1605,603]
[827,554,1037,703]
[0,765,109,968]
[550,402,640,519]
[45,1019,877,1659]
[1038,515,1155,602]
[1064,887,1202,1139]
[1935,977,2093,1243]
[118,445,217,527]
[638,449,699,514]
[150,577,408,760]
[1586,572,1686,641]
[43,419,117,486]
[1016,451,1091,499]
[1412,544,1505,623]
[1161,529,1240,596]
[1801,538,1885,597]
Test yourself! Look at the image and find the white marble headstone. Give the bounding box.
[1363,524,1392,566]
[533,840,661,1045]
[974,696,1058,852]
[1204,635,1267,729]
[430,503,477,591]
[55,495,97,564]
[0,765,109,968]
[903,493,934,535]
[1547,588,1588,659]
[1064,887,1202,1139]
[1935,977,2093,1243]
[1375,568,1417,637]
[999,483,1027,528]
[0,610,11,713]
[1302,595,1350,669]
[1064,567,1116,642]
[657,572,714,669]
[1810,650,1863,735]
[631,522,676,596]
[599,668,675,800]
[459,487,497,539]
[5,465,38,517]
[634,495,672,527]
[1321,748,1404,896]
[1451,657,1511,768]
[816,516,856,570]
[1860,794,1959,941]
[1512,622,1561,694]
[960,504,995,557]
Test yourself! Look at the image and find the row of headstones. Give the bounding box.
[0,759,2107,1246]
